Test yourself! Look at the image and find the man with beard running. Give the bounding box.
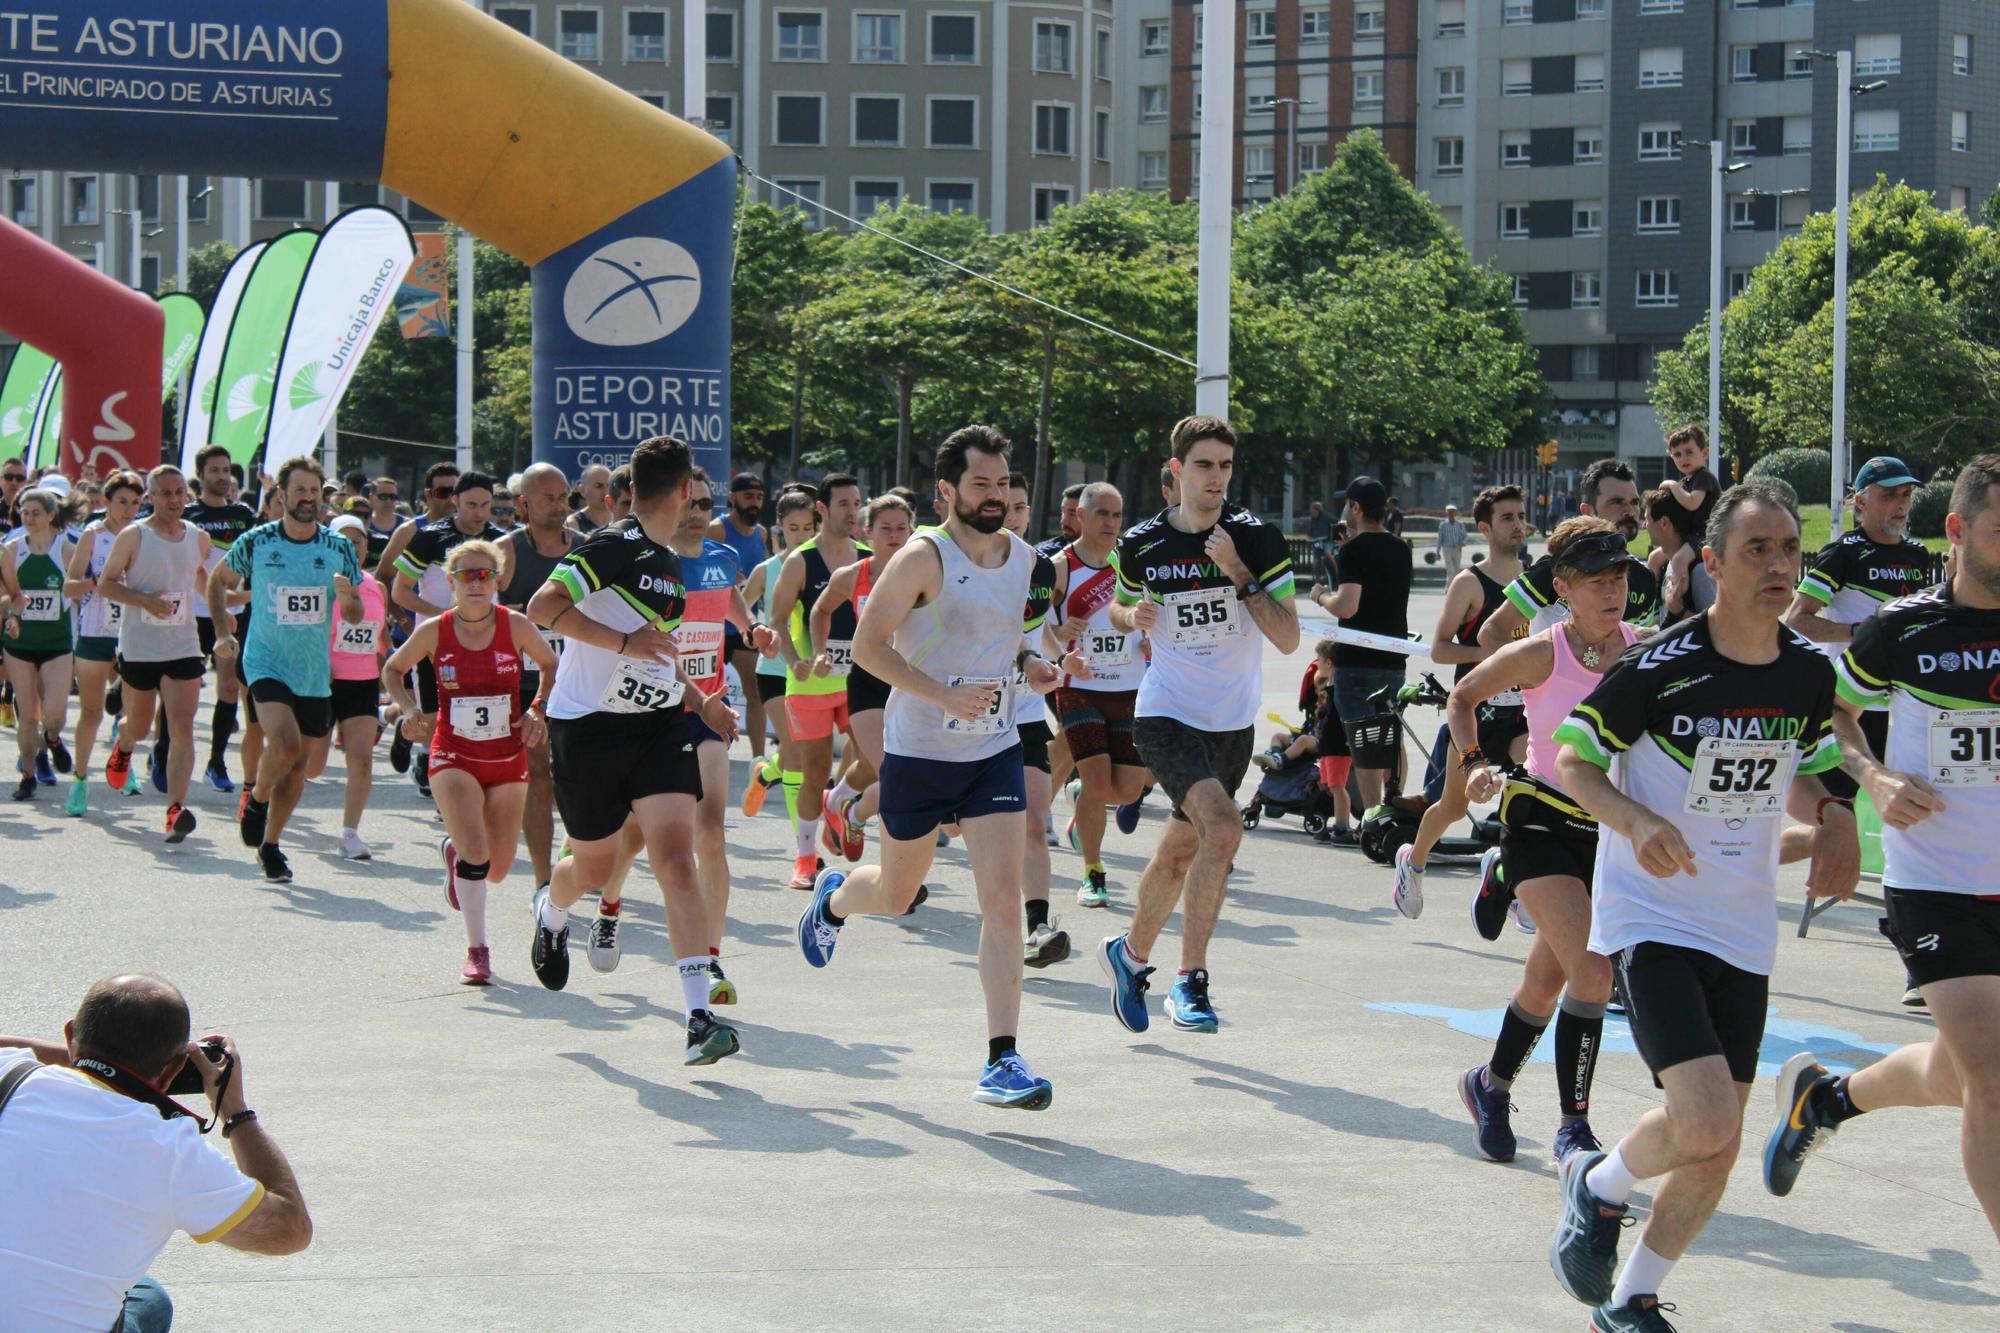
[796,427,1071,1108]
[1098,416,1300,1035]
[710,472,773,770]
[182,445,257,795]
[497,463,576,894]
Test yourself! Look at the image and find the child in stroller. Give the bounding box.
[1243,640,1356,842]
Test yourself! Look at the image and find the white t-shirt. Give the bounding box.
[0,1049,263,1330]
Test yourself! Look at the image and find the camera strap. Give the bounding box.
[71,1056,219,1134]
[0,1059,36,1122]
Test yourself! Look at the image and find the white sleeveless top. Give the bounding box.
[115,523,203,663]
[76,522,124,640]
[884,528,1034,763]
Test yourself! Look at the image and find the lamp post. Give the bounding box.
[1194,0,1236,418]
[1247,97,1319,193]
[1687,141,1750,472]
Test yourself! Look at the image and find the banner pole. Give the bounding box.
[456,228,474,473]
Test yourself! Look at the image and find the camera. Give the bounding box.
[166,1038,228,1096]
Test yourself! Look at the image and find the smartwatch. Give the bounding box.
[1237,579,1264,601]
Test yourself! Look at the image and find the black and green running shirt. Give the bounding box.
[1555,612,1841,975]
[394,517,508,608]
[1504,551,1660,632]
[542,517,686,721]
[1796,530,1940,627]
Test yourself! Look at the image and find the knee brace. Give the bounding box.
[456,858,492,882]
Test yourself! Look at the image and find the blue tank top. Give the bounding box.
[717,516,767,581]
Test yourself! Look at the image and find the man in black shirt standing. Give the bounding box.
[1309,476,1411,811]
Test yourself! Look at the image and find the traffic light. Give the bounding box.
[1537,440,1559,467]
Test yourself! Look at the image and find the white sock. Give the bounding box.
[1586,1143,1640,1207]
[341,826,358,841]
[829,776,857,810]
[1610,1242,1674,1307]
[460,878,489,948]
[677,956,710,1019]
[538,892,569,933]
[796,817,819,857]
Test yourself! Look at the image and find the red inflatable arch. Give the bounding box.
[0,216,163,478]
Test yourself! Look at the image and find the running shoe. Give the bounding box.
[1470,846,1510,941]
[10,772,33,801]
[1458,1064,1517,1163]
[1044,813,1061,848]
[1076,866,1109,909]
[1096,934,1155,1033]
[1587,1296,1679,1332]
[1763,1053,1840,1198]
[203,761,234,794]
[33,748,53,787]
[530,887,571,991]
[1550,1149,1630,1307]
[147,741,167,793]
[388,729,411,773]
[1065,813,1082,854]
[797,867,845,968]
[43,733,69,776]
[122,770,141,797]
[239,796,268,849]
[823,795,865,862]
[1167,969,1220,1032]
[1902,983,1928,1010]
[412,754,432,799]
[1510,898,1538,935]
[1552,1119,1603,1164]
[902,884,929,914]
[789,853,822,891]
[258,845,292,884]
[0,700,14,728]
[64,777,86,817]
[1115,788,1148,835]
[1392,844,1425,920]
[973,1051,1054,1110]
[1250,747,1284,772]
[1025,919,1071,968]
[685,1011,742,1066]
[936,826,951,847]
[707,960,737,1006]
[461,947,492,987]
[163,803,195,845]
[338,830,372,861]
[440,837,459,911]
[741,761,778,816]
[586,914,622,974]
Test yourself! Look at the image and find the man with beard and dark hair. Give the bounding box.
[711,471,773,768]
[1036,482,1086,559]
[1480,458,1662,651]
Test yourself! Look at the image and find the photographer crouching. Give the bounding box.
[0,974,312,1331]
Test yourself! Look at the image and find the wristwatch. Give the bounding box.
[1237,579,1264,601]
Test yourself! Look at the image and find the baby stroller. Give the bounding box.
[1241,749,1333,835]
[1354,672,1504,865]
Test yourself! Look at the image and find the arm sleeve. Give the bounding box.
[169,1130,266,1244]
[1552,650,1652,771]
[1835,610,1895,709]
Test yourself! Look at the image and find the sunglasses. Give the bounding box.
[2,474,23,483]
[376,492,398,501]
[690,497,714,511]
[433,486,457,498]
[450,567,496,583]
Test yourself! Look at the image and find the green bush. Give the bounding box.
[1910,475,1954,538]
[1745,447,1831,503]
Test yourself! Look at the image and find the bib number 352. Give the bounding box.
[1683,737,1794,819]
[598,658,685,714]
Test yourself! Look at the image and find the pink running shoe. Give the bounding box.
[461,946,491,986]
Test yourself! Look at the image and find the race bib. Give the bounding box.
[336,619,381,655]
[1683,737,1796,819]
[822,639,855,678]
[275,586,327,627]
[1162,585,1239,646]
[1084,629,1131,669]
[450,694,511,742]
[723,663,748,716]
[672,623,723,685]
[598,657,685,714]
[943,674,1011,735]
[102,599,123,628]
[19,590,58,622]
[1927,707,2000,787]
[139,593,186,627]
[537,626,565,658]
[1489,688,1525,709]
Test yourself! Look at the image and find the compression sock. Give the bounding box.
[677,957,712,1021]
[1484,999,1551,1092]
[208,701,237,768]
[987,1035,1017,1065]
[782,769,802,832]
[1586,1143,1640,1206]
[1554,996,1607,1121]
[454,858,491,949]
[1025,898,1050,933]
[1610,1243,1674,1309]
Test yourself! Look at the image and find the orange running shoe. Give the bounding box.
[789,854,822,890]
[742,761,779,817]
[103,745,131,795]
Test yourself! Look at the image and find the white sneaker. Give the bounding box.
[1025,919,1072,967]
[1044,813,1061,848]
[587,914,623,973]
[1392,844,1424,920]
[338,830,372,861]
[1510,898,1537,934]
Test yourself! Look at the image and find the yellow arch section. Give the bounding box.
[380,0,732,266]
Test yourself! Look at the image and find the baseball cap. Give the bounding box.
[329,514,366,538]
[1341,476,1388,511]
[1853,456,1919,491]
[729,471,764,493]
[37,474,70,499]
[1444,503,1459,513]
[1553,529,1637,575]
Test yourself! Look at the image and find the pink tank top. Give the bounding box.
[1520,620,1639,783]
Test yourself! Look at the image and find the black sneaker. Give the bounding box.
[1550,1149,1631,1306]
[258,845,292,884]
[10,773,34,801]
[902,884,929,915]
[44,732,70,775]
[1457,1064,1517,1163]
[1315,824,1358,847]
[685,1011,741,1066]
[413,755,432,799]
[530,888,571,991]
[1470,846,1512,942]
[239,796,268,849]
[389,730,412,773]
[1762,1053,1840,1198]
[1588,1295,1679,1331]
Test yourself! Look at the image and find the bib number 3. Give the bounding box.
[1927,707,2000,787]
[450,694,511,742]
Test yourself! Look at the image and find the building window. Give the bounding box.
[928,96,977,148]
[1437,67,1465,107]
[1434,137,1464,175]
[775,178,824,226]
[929,13,976,64]
[1354,4,1385,38]
[1575,54,1605,93]
[1572,272,1602,309]
[134,174,160,223]
[1730,120,1757,155]
[1574,200,1603,237]
[139,254,160,292]
[624,9,666,62]
[1730,195,1757,230]
[558,8,601,61]
[1141,20,1168,56]
[1300,142,1329,174]
[852,95,903,147]
[1435,0,1465,36]
[1785,49,1813,80]
[1095,107,1111,161]
[6,177,37,227]
[1501,131,1531,168]
[1729,269,1753,299]
[774,94,824,145]
[1954,33,1973,77]
[1139,152,1167,188]
[1140,86,1167,123]
[1032,185,1072,226]
[407,200,444,225]
[185,176,209,222]
[338,181,379,210]
[1302,7,1331,41]
[1638,48,1683,89]
[927,180,976,214]
[853,179,902,219]
[1638,0,1683,12]
[1783,116,1811,156]
[1500,204,1529,239]
[1512,275,1529,308]
[1950,186,1971,214]
[258,178,308,220]
[708,11,737,61]
[1637,122,1682,161]
[631,91,667,110]
[1095,27,1111,79]
[1730,45,1755,83]
[1033,21,1073,75]
[1247,10,1278,47]
[1573,344,1601,378]
[1503,2,1532,26]
[1853,34,1900,77]
[775,10,823,61]
[1354,70,1384,108]
[1576,0,1606,18]
[1575,129,1604,164]
[491,5,532,37]
[1854,108,1900,153]
[1502,59,1531,97]
[1954,111,1971,153]
[704,94,736,146]
[1246,145,1276,184]
[1636,195,1681,233]
[1781,193,1809,230]
[1636,270,1679,308]
[855,12,902,63]
[1033,103,1073,156]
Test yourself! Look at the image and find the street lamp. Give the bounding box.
[1688,140,1751,473]
[1801,48,1888,535]
[1246,96,1320,193]
[107,208,146,287]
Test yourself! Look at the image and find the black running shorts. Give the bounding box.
[846,664,892,714]
[550,707,702,842]
[116,655,204,693]
[249,678,333,740]
[1615,941,1767,1085]
[1882,886,2000,989]
[1497,774,1598,890]
[1134,714,1253,822]
[1017,718,1051,774]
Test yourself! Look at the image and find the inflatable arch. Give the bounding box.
[0,0,734,478]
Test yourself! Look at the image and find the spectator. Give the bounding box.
[1160,462,1179,508]
[340,470,370,505]
[1307,500,1334,555]
[1435,503,1467,576]
[1308,476,1412,812]
[1385,495,1406,541]
[0,974,312,1331]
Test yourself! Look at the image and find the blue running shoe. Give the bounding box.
[204,761,235,794]
[1095,934,1154,1033]
[33,748,53,787]
[1550,1149,1630,1307]
[147,741,167,794]
[1552,1119,1602,1164]
[797,866,845,968]
[1166,968,1220,1033]
[1115,792,1145,836]
[973,1051,1054,1110]
[1458,1064,1517,1162]
[1763,1052,1839,1199]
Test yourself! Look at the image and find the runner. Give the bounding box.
[795,425,1070,1109]
[1761,454,2000,1241]
[1048,481,1152,910]
[524,435,745,1066]
[1547,483,1859,1330]
[182,444,258,795]
[60,469,141,816]
[97,466,210,841]
[567,463,612,536]
[497,462,576,893]
[1036,483,1086,559]
[710,471,772,770]
[364,476,402,572]
[1479,458,1662,648]
[741,489,819,829]
[1445,519,1636,1166]
[374,462,458,593]
[768,473,866,889]
[311,515,390,861]
[1098,416,1300,1034]
[1390,484,1530,918]
[384,539,555,984]
[210,457,366,884]
[1003,472,1071,967]
[0,485,81,801]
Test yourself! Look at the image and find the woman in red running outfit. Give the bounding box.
[383,540,556,985]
